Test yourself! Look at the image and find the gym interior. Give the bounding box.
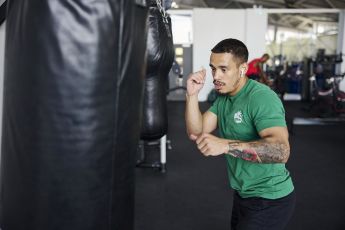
[0,0,344,230]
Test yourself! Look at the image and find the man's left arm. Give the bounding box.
[227,126,290,163]
[194,126,290,163]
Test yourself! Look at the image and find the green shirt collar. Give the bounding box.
[228,78,252,100]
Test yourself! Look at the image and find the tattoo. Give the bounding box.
[229,149,261,162]
[227,141,289,163]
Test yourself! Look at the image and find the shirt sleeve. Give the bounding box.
[249,89,286,132]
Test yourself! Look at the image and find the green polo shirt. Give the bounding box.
[209,79,294,199]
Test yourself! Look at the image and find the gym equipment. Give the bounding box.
[303,50,345,116]
[267,57,304,100]
[0,1,148,229]
[302,49,342,101]
[308,74,345,116]
[167,44,192,101]
[168,59,187,94]
[137,0,174,172]
[290,51,345,134]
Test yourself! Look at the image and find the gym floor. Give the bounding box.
[134,101,345,230]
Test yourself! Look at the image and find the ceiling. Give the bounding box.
[1,0,343,33]
[172,0,345,9]
[171,0,344,33]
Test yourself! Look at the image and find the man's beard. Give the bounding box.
[213,80,227,94]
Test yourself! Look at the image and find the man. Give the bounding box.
[185,38,295,230]
[246,53,270,85]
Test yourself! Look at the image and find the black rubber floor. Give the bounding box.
[135,101,345,230]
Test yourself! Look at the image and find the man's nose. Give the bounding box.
[213,70,221,80]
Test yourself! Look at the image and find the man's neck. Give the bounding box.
[229,77,248,96]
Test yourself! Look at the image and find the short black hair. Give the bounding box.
[211,38,249,65]
[262,53,270,59]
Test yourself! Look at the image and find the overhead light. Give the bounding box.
[171,1,179,8]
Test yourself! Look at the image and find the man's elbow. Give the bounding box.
[280,144,290,163]
[265,139,290,163]
[186,130,200,141]
[186,130,193,140]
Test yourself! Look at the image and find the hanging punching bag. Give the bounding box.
[0,1,6,25]
[0,1,148,230]
[140,0,175,140]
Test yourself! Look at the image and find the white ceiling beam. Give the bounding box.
[294,15,314,24]
[268,21,309,32]
[296,19,312,30]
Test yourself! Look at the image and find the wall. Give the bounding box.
[170,12,193,44]
[245,8,267,61]
[193,8,267,101]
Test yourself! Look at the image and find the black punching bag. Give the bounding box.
[0,1,148,230]
[140,0,174,140]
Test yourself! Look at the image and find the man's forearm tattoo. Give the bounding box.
[227,141,289,163]
[229,149,262,162]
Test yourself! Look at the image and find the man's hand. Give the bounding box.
[190,133,228,156]
[186,69,206,96]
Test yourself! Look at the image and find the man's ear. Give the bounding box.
[240,64,248,77]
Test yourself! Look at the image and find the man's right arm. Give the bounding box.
[185,69,217,139]
[185,94,203,137]
[185,94,218,138]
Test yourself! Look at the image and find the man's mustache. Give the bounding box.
[213,80,225,86]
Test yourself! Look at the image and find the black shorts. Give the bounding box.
[231,191,296,230]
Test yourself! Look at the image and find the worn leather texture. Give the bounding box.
[0,1,148,229]
[140,6,174,140]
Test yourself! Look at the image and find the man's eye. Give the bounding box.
[221,69,226,73]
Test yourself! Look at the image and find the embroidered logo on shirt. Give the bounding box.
[234,111,243,124]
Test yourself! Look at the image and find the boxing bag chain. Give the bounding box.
[155,0,172,38]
